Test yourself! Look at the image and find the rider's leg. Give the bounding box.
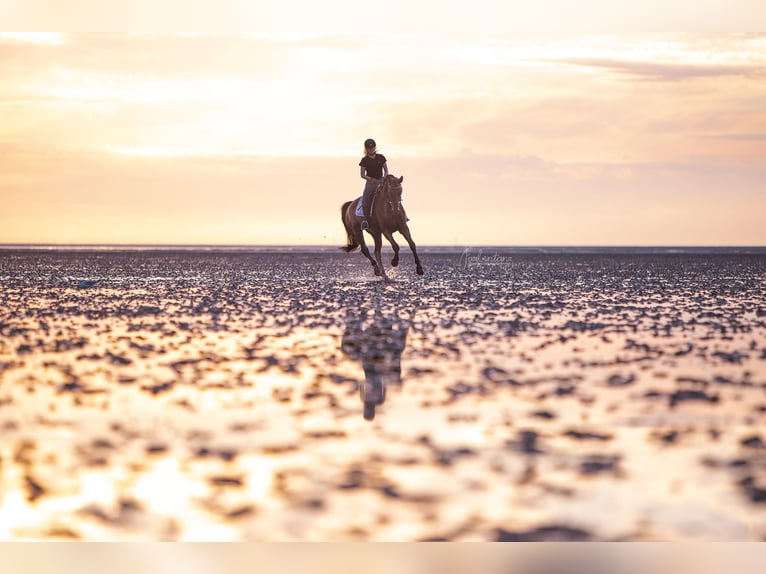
[361,179,375,229]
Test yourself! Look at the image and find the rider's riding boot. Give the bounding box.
[361,201,372,230]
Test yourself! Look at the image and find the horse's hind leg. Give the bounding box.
[383,231,400,267]
[358,229,380,276]
[399,224,424,275]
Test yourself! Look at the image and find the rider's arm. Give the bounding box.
[383,162,389,178]
[361,167,371,181]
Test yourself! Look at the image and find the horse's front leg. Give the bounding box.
[383,230,400,267]
[399,224,424,275]
[372,232,388,280]
[358,228,380,275]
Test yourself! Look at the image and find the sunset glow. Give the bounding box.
[1,32,764,245]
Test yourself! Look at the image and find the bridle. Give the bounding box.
[376,177,403,216]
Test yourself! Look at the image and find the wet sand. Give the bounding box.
[1,248,765,540]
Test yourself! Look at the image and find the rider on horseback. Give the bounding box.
[359,138,388,230]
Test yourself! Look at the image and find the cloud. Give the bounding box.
[0,33,67,45]
[0,34,298,82]
[552,58,764,81]
[701,133,766,141]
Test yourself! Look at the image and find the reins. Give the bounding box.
[373,177,402,218]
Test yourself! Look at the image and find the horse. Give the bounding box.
[340,174,424,279]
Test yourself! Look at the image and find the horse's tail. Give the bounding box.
[339,201,359,252]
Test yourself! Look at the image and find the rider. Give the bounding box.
[359,138,388,230]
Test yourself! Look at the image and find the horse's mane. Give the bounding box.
[380,174,403,194]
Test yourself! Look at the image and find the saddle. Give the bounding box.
[354,182,383,218]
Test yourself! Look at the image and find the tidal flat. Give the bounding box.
[1,247,765,540]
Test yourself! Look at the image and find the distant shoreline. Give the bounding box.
[1,244,765,255]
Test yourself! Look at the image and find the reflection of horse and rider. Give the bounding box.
[340,138,424,280]
[340,305,414,421]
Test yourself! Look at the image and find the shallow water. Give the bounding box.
[1,249,765,540]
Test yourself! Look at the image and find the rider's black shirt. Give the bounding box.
[359,154,387,179]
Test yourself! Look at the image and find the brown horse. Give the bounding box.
[340,174,424,279]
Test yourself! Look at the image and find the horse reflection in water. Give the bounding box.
[341,305,414,420]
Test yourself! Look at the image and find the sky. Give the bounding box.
[0,30,765,245]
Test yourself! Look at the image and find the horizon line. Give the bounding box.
[0,241,766,248]
[2,243,766,250]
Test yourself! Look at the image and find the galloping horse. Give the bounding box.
[340,174,424,279]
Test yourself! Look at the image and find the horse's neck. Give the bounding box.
[375,191,387,219]
[377,183,392,209]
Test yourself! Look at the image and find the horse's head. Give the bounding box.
[382,174,404,206]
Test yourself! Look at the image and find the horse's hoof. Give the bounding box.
[373,267,381,276]
[391,258,399,267]
[416,267,424,275]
